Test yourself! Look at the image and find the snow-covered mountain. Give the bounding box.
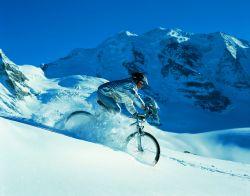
[42,28,250,131]
[1,29,250,195]
[0,49,31,97]
[0,51,249,164]
[1,28,250,132]
[0,49,35,116]
[0,28,250,164]
[43,28,250,90]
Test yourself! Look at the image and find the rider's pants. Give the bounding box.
[97,91,121,113]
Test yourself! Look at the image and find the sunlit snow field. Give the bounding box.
[1,53,250,195]
[1,117,250,196]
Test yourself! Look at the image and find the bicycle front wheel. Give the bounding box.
[126,132,160,166]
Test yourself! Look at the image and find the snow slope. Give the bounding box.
[1,29,250,195]
[154,127,250,164]
[1,117,250,196]
[0,61,249,164]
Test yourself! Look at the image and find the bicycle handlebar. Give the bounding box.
[137,114,146,120]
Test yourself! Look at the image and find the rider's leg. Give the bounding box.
[97,92,121,113]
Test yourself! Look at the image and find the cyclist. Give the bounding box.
[97,72,148,117]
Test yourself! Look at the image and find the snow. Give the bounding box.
[154,127,250,164]
[0,49,16,65]
[1,117,250,196]
[125,31,138,37]
[1,30,250,195]
[38,28,250,134]
[220,33,249,58]
[167,29,190,43]
[0,62,248,164]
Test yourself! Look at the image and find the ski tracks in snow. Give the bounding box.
[160,152,250,180]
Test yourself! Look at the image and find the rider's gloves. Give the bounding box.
[144,106,153,115]
[142,105,149,111]
[147,109,153,115]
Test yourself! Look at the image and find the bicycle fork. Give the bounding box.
[137,126,144,152]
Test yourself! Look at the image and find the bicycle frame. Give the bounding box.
[130,117,146,151]
[126,114,161,165]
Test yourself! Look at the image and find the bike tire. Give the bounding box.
[126,131,160,165]
[64,110,94,131]
[65,110,93,123]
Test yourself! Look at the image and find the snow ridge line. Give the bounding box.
[0,115,83,140]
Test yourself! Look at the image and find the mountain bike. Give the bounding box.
[64,94,161,165]
[125,113,160,166]
[65,110,160,165]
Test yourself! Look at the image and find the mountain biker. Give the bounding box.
[97,72,148,118]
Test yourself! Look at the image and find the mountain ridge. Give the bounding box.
[41,28,250,112]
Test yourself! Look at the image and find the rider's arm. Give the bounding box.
[133,89,146,109]
[125,87,145,110]
[124,99,137,115]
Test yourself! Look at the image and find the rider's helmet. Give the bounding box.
[131,72,149,86]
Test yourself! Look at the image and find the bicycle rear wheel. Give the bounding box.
[64,111,94,130]
[126,132,160,166]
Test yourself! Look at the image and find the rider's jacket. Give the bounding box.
[98,78,145,115]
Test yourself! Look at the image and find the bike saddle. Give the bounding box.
[97,100,106,107]
[97,100,113,113]
[137,114,146,120]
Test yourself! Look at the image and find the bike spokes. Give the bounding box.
[126,132,160,166]
[137,134,144,152]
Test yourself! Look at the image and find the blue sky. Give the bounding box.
[1,0,250,65]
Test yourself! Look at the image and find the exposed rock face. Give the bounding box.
[123,48,146,74]
[179,82,230,112]
[216,49,250,89]
[0,49,30,98]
